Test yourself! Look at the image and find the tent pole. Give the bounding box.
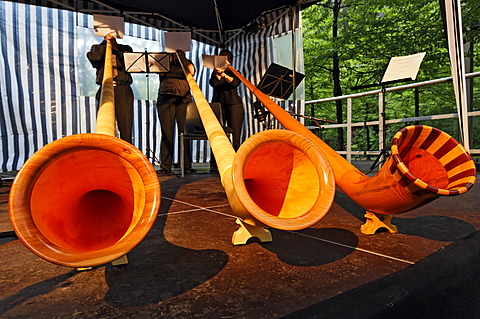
[443,0,470,150]
[291,6,297,108]
[213,0,225,45]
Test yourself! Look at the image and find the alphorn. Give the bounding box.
[228,65,476,233]
[8,39,160,267]
[177,54,336,234]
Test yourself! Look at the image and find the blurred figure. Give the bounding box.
[156,50,196,175]
[209,49,245,172]
[87,34,134,143]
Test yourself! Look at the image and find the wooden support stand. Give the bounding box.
[76,255,128,271]
[111,255,129,266]
[360,211,398,235]
[232,219,272,245]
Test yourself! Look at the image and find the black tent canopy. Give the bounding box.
[0,0,313,172]
[17,0,317,45]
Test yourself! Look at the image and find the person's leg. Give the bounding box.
[210,103,228,171]
[114,85,134,143]
[95,87,102,103]
[225,103,245,151]
[175,99,194,172]
[156,95,176,171]
[209,150,218,172]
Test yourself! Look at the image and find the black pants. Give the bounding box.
[211,103,244,169]
[156,94,192,170]
[95,84,134,143]
[222,103,245,151]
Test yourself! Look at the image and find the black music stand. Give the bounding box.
[256,63,305,128]
[257,63,305,100]
[124,52,170,74]
[124,52,170,165]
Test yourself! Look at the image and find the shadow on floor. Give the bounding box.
[104,175,229,307]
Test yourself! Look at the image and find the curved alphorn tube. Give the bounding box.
[8,39,160,267]
[229,66,476,220]
[178,58,335,231]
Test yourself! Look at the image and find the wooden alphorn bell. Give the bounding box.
[228,65,476,234]
[176,52,336,244]
[8,39,160,267]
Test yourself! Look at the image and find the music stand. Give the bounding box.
[257,63,305,100]
[256,63,305,128]
[124,52,170,74]
[124,52,170,164]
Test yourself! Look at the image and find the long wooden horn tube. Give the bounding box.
[228,66,476,216]
[8,39,160,267]
[95,39,117,137]
[177,55,335,230]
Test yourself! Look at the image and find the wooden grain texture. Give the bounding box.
[182,66,335,230]
[95,39,116,137]
[233,129,336,230]
[9,134,160,267]
[8,40,160,267]
[228,66,476,216]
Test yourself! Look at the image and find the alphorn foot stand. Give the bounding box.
[76,255,129,271]
[360,211,398,235]
[232,219,272,245]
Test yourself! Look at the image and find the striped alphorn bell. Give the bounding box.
[176,52,336,243]
[9,39,160,267]
[228,65,476,234]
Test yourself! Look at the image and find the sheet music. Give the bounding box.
[164,32,191,52]
[148,53,170,73]
[201,55,228,69]
[123,52,170,73]
[93,14,124,38]
[381,52,426,83]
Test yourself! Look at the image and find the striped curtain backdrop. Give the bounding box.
[0,2,80,172]
[225,7,305,140]
[0,1,303,172]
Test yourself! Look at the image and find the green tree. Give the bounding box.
[303,0,479,150]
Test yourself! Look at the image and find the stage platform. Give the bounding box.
[1,161,479,318]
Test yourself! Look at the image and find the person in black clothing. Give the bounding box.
[209,49,245,172]
[87,34,134,143]
[156,50,196,175]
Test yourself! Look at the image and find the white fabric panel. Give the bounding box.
[0,1,303,171]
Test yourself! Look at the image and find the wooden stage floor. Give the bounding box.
[1,163,479,318]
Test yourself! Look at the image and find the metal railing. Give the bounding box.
[304,71,480,162]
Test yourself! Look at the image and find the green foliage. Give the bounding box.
[302,0,480,150]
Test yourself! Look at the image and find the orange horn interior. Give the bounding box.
[8,39,160,267]
[228,65,476,217]
[232,129,336,230]
[177,56,335,231]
